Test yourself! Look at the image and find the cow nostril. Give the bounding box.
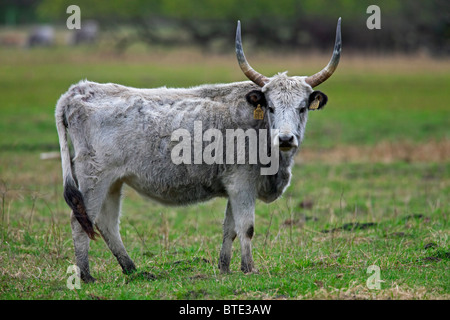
[288,136,294,143]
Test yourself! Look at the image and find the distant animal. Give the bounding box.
[56,19,341,282]
[70,20,98,45]
[28,25,54,47]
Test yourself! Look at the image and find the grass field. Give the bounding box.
[0,46,449,300]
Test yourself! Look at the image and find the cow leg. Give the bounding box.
[228,190,257,274]
[71,211,95,283]
[95,181,136,275]
[218,201,237,273]
[70,174,112,282]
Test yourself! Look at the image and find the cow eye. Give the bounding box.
[299,107,307,114]
[268,107,274,113]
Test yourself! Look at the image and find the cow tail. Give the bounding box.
[55,100,98,240]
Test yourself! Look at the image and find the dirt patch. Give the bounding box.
[421,256,442,263]
[88,293,108,300]
[173,257,211,265]
[424,242,438,250]
[189,273,208,280]
[321,222,377,233]
[389,232,409,238]
[181,289,208,299]
[297,199,314,210]
[283,215,318,227]
[125,271,157,283]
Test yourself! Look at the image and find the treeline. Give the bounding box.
[2,0,449,55]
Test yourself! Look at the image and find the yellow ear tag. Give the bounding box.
[309,97,320,110]
[254,104,264,120]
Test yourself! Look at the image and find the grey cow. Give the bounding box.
[56,19,341,282]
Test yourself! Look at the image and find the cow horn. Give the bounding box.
[305,18,342,88]
[235,21,269,87]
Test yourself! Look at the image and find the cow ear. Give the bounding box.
[246,90,266,107]
[308,91,328,110]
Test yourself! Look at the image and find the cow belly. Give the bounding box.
[124,174,227,206]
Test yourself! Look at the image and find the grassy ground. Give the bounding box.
[0,46,449,300]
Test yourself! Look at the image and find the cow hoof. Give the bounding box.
[244,268,259,275]
[241,265,259,274]
[219,268,231,274]
[81,274,96,283]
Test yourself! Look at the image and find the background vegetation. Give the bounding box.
[1,0,449,54]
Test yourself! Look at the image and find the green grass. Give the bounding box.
[0,47,449,300]
[1,48,449,150]
[1,161,448,299]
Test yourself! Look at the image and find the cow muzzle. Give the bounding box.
[277,133,298,152]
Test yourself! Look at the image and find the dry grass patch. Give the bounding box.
[297,139,450,164]
[300,282,450,300]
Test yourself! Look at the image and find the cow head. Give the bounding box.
[237,18,341,153]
